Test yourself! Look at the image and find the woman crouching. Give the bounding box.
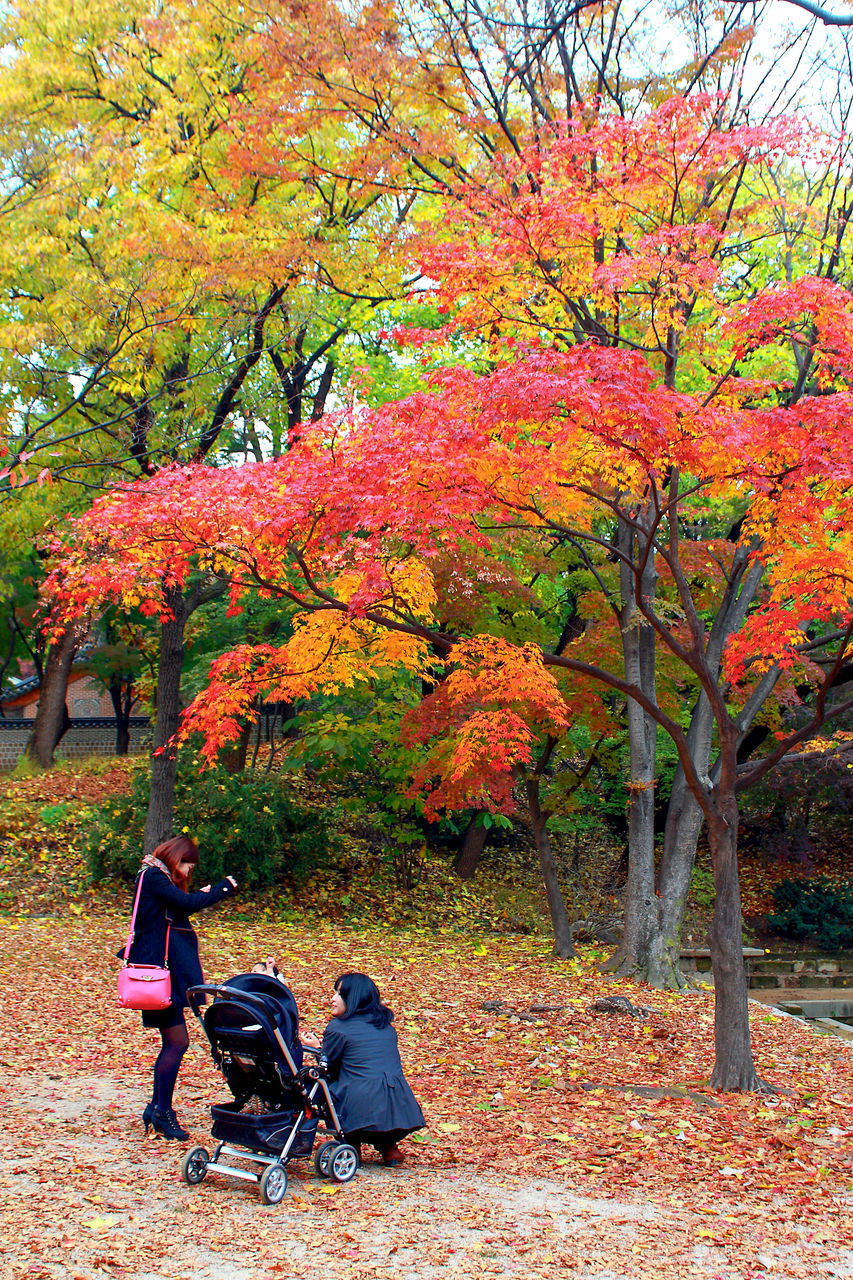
[306,972,424,1165]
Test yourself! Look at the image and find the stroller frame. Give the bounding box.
[182,982,358,1204]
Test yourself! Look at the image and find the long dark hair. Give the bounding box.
[334,972,393,1028]
[153,835,198,891]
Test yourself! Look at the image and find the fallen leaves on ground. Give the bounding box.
[0,759,135,912]
[0,913,851,1279]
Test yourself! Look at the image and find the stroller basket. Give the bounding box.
[211,1100,318,1157]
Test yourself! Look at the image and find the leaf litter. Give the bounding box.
[1,913,852,1278]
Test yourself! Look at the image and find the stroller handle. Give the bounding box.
[186,982,275,1023]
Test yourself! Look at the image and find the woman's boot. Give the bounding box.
[150,1108,189,1140]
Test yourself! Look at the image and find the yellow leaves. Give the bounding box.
[284,559,436,696]
[330,559,437,618]
[82,1215,120,1233]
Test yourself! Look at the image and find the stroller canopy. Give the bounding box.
[207,973,303,1069]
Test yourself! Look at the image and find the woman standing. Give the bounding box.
[304,972,425,1165]
[126,835,237,1140]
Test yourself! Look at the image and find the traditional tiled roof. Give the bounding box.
[0,643,99,709]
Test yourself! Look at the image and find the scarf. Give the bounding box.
[141,853,172,879]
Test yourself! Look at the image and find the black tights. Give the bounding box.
[152,1019,189,1111]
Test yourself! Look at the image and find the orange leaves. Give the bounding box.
[409,707,539,818]
[403,637,570,818]
[445,637,570,734]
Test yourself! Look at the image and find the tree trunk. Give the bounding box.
[454,817,488,879]
[109,677,133,756]
[525,777,576,958]
[220,720,252,775]
[609,553,769,989]
[604,508,659,978]
[25,625,78,768]
[707,765,759,1091]
[142,590,187,854]
[649,690,717,988]
[142,577,228,852]
[650,788,704,988]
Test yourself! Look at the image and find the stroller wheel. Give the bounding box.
[329,1143,360,1184]
[314,1140,338,1178]
[180,1146,210,1186]
[260,1162,288,1205]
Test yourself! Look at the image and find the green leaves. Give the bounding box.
[86,757,330,890]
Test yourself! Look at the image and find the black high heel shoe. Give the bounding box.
[150,1108,189,1141]
[142,1103,155,1135]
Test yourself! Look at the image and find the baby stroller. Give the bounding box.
[180,975,359,1204]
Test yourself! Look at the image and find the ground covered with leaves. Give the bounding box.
[2,909,853,1280]
[3,759,853,1277]
[3,757,848,945]
[0,758,599,937]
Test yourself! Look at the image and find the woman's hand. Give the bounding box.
[301,1032,321,1049]
[202,876,237,893]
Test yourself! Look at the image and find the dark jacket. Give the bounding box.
[125,867,234,1008]
[321,1015,425,1136]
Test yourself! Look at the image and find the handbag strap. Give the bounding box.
[122,869,170,967]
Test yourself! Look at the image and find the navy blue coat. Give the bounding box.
[125,867,235,1008]
[321,1015,425,1136]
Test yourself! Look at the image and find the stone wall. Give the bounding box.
[0,720,150,772]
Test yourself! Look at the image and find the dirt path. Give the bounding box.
[1,1068,851,1280]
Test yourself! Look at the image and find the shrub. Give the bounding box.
[767,877,853,951]
[690,867,716,909]
[86,759,329,890]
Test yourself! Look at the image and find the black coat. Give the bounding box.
[125,867,235,1007]
[321,1015,425,1136]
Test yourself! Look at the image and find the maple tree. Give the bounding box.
[223,0,853,945]
[3,0,843,786]
[399,85,853,996]
[45,92,853,1091]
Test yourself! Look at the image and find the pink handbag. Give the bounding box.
[117,870,172,1010]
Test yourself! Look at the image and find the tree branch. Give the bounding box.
[720,0,853,24]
